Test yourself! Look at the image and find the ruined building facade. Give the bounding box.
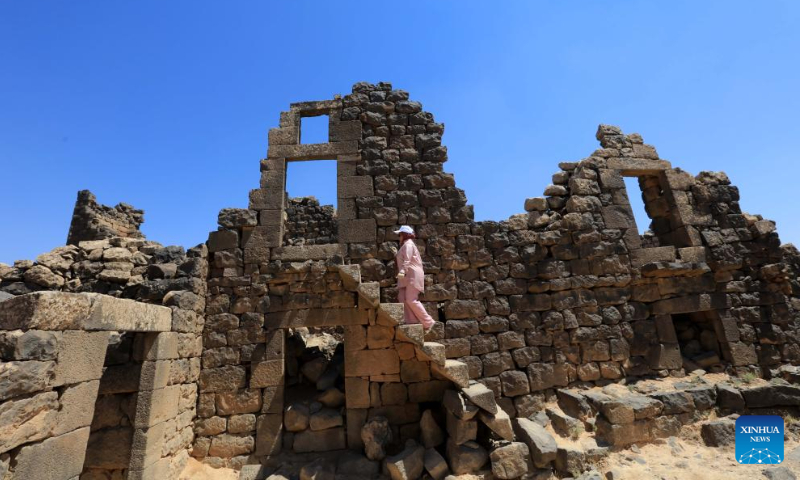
[1,82,800,479]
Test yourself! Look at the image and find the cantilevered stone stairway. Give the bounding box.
[339,263,470,390]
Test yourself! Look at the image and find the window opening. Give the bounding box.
[299,114,329,144]
[284,160,338,246]
[623,176,650,236]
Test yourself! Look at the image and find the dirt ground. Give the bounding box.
[594,426,800,480]
[180,458,239,480]
[181,438,800,480]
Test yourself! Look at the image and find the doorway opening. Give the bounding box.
[283,327,346,452]
[673,312,725,372]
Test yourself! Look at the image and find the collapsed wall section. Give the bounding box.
[67,190,145,245]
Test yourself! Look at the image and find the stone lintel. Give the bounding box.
[651,293,730,315]
[289,99,343,114]
[607,157,672,175]
[268,141,357,160]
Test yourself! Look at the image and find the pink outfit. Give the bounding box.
[395,239,434,329]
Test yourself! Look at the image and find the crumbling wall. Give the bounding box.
[0,236,208,479]
[0,292,179,480]
[283,196,337,246]
[198,82,800,470]
[4,81,800,478]
[66,190,144,245]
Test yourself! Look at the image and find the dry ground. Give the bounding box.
[596,431,800,480]
[180,458,239,480]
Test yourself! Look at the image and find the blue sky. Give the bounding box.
[1,1,799,264]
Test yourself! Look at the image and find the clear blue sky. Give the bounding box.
[2,1,799,264]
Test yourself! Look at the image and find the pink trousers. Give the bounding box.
[397,286,435,329]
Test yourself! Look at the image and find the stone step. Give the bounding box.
[336,264,361,292]
[377,303,404,327]
[396,324,424,346]
[461,381,498,414]
[357,282,380,308]
[416,342,446,366]
[431,359,469,388]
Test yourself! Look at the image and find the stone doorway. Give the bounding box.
[649,308,730,375]
[282,327,347,453]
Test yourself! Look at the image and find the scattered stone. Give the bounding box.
[717,384,746,411]
[317,387,345,408]
[447,440,489,475]
[420,409,445,447]
[362,416,392,461]
[514,418,557,468]
[555,446,585,475]
[424,448,450,480]
[385,442,425,480]
[337,451,379,477]
[284,403,310,432]
[700,418,736,447]
[742,385,800,408]
[489,442,530,479]
[479,408,515,441]
[309,408,343,430]
[763,467,797,480]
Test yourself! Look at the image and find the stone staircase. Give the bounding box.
[240,264,528,479]
[342,264,472,391]
[347,266,525,477]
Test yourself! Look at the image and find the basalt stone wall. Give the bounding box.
[283,196,337,246]
[5,80,800,475]
[67,190,145,245]
[199,236,356,468]
[0,235,208,479]
[207,81,800,450]
[199,226,447,468]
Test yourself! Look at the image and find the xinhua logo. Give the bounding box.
[735,415,784,464]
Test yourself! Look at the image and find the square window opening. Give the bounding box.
[299,114,329,144]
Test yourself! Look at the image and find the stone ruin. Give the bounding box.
[2,81,800,480]
[66,190,145,246]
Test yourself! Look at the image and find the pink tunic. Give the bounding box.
[395,239,425,292]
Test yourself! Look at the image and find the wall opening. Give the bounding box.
[673,312,725,372]
[623,176,650,236]
[284,160,338,246]
[299,114,329,144]
[283,328,346,452]
[82,332,137,477]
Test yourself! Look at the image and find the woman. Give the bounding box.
[394,225,436,332]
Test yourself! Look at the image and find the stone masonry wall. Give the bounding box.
[0,234,208,478]
[3,81,800,477]
[201,81,800,466]
[283,196,337,246]
[67,190,145,245]
[0,293,177,480]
